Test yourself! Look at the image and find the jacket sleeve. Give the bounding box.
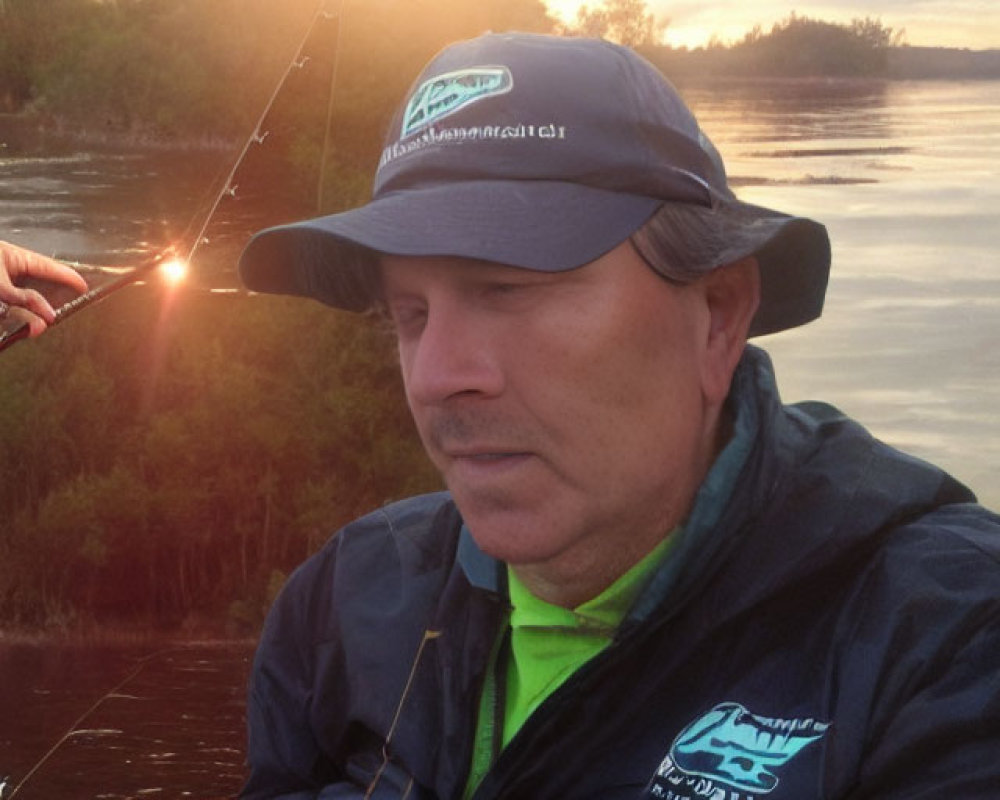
[846,507,1000,798]
[239,494,455,800]
[242,615,419,800]
[240,553,350,799]
[849,617,1000,797]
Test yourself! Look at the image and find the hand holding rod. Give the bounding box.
[0,249,172,354]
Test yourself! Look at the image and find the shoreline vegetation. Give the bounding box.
[0,620,256,646]
[1,0,998,637]
[1,2,998,154]
[3,39,996,159]
[7,41,1000,153]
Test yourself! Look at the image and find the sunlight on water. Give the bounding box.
[0,641,252,799]
[686,80,1000,509]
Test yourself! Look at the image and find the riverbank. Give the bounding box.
[0,619,258,648]
[0,624,257,647]
[0,111,236,155]
[888,45,1000,79]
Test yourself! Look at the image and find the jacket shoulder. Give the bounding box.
[310,490,457,569]
[265,491,460,643]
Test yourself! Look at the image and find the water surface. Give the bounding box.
[0,639,253,799]
[686,79,1000,509]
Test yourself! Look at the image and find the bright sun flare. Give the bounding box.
[160,258,189,285]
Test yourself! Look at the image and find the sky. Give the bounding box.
[543,1,1000,51]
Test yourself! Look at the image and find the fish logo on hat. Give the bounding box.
[401,66,513,138]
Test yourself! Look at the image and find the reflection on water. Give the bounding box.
[685,79,1000,510]
[0,148,196,266]
[0,119,284,284]
[0,640,252,799]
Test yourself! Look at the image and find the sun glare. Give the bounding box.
[160,257,189,286]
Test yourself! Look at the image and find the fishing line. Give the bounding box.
[6,646,186,800]
[185,1,341,265]
[317,0,347,213]
[0,0,342,355]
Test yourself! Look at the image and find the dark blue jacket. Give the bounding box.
[242,347,1000,799]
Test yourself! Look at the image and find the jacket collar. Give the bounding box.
[458,524,503,593]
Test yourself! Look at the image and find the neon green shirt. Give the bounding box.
[463,535,675,798]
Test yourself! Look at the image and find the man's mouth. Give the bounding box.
[445,449,534,475]
[451,450,530,462]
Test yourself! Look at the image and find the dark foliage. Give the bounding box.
[0,287,441,629]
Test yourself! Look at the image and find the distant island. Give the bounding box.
[565,5,1000,81]
[638,44,1000,84]
[887,47,1000,80]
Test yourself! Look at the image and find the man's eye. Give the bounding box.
[485,281,532,299]
[389,304,427,335]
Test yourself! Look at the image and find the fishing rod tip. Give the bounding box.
[160,256,190,286]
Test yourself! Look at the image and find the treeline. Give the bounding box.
[1,2,965,148]
[0,288,441,630]
[644,13,905,79]
[0,0,559,207]
[887,46,1000,80]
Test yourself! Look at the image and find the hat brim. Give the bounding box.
[238,180,830,337]
[634,199,830,337]
[239,180,662,311]
[743,208,830,337]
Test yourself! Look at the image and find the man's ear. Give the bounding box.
[700,256,761,405]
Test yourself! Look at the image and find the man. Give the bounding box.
[237,33,1000,799]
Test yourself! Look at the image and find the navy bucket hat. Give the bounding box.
[239,32,830,336]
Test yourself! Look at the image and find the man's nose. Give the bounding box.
[403,304,504,405]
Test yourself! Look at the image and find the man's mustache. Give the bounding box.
[424,410,535,454]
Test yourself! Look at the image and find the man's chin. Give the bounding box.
[459,509,568,566]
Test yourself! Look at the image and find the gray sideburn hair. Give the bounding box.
[628,201,764,285]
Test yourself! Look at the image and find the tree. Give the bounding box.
[720,13,905,78]
[563,0,667,48]
[851,16,905,50]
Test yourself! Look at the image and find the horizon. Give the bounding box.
[543,1,1000,52]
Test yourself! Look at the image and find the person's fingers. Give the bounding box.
[16,286,59,325]
[0,299,47,338]
[0,283,57,324]
[0,242,88,338]
[0,240,89,295]
[26,258,89,295]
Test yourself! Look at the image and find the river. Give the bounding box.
[1,79,998,798]
[686,78,1000,511]
[0,638,253,799]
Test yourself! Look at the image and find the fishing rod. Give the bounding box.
[0,0,341,357]
[0,249,176,353]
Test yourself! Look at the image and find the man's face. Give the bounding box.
[381,241,724,601]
